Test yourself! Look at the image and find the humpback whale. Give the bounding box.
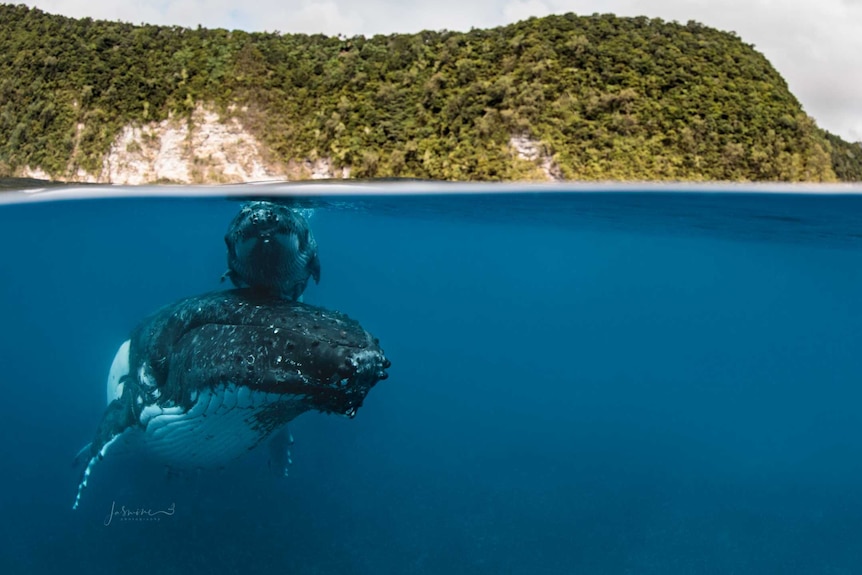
[74,289,389,509]
[224,201,321,300]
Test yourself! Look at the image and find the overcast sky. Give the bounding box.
[26,0,862,141]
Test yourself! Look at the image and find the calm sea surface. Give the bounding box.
[1,183,862,574]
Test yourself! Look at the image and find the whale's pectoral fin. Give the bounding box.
[72,443,92,468]
[73,396,136,510]
[267,425,295,478]
[309,253,321,284]
[220,269,241,286]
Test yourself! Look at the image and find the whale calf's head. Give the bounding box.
[126,290,390,424]
[155,297,390,421]
[224,201,321,300]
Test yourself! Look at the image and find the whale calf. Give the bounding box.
[224,201,321,300]
[74,289,389,509]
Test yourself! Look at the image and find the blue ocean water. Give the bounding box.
[1,186,862,573]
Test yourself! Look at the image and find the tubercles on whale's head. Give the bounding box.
[310,347,391,419]
[152,292,391,421]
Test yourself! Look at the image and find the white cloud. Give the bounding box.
[281,1,365,35]
[503,0,552,22]
[24,0,862,141]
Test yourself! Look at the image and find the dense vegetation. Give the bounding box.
[823,132,862,182]
[1,3,860,181]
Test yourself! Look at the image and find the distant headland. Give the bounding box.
[1,4,860,183]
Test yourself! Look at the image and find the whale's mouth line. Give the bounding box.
[213,378,364,403]
[236,225,300,243]
[159,322,380,406]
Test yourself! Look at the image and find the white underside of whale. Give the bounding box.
[106,339,130,403]
[75,342,303,510]
[104,340,304,468]
[137,385,303,467]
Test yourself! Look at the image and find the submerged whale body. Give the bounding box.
[74,289,390,509]
[224,201,321,300]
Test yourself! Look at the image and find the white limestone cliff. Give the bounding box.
[22,105,349,184]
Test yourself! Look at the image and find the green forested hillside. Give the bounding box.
[823,131,862,182]
[0,3,859,181]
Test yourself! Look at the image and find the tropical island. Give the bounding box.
[1,3,860,183]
